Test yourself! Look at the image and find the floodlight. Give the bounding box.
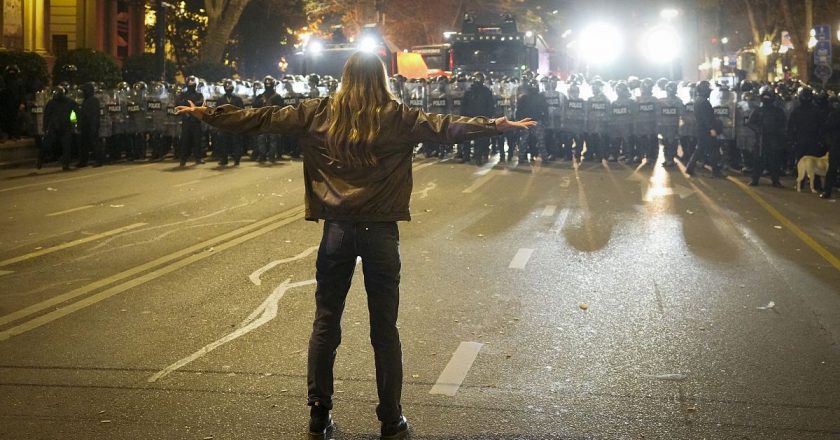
[578,23,623,65]
[660,9,678,19]
[761,40,773,55]
[359,36,378,52]
[642,25,680,63]
[308,40,324,54]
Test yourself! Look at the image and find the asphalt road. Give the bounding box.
[0,153,838,440]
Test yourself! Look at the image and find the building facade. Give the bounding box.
[1,0,144,62]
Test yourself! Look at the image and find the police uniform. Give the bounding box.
[561,85,586,161]
[586,86,610,161]
[657,85,683,167]
[609,84,635,162]
[176,78,205,165]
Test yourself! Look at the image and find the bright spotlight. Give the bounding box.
[308,40,324,54]
[642,25,680,63]
[578,23,623,65]
[660,9,678,19]
[359,36,378,52]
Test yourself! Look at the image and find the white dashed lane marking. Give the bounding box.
[508,248,534,269]
[430,341,484,396]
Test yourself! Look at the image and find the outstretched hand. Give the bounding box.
[174,100,207,119]
[495,117,537,132]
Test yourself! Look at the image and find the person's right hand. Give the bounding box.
[495,117,537,132]
[175,100,207,120]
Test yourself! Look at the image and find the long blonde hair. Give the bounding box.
[326,51,395,167]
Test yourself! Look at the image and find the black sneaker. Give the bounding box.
[308,410,335,440]
[820,191,832,199]
[381,416,409,439]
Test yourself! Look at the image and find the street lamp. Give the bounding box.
[721,36,729,45]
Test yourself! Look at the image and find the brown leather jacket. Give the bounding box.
[202,98,499,222]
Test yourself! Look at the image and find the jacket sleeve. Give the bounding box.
[201,99,319,136]
[400,104,499,144]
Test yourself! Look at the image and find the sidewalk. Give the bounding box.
[0,137,37,168]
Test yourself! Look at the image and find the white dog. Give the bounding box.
[796,153,829,193]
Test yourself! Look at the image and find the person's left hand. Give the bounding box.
[175,100,207,119]
[495,116,537,132]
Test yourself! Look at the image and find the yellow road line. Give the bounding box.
[728,176,840,273]
[45,204,95,217]
[0,164,155,193]
[462,173,495,193]
[0,222,147,267]
[0,207,303,328]
[0,208,306,341]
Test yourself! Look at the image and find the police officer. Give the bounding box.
[609,81,635,162]
[146,82,167,161]
[460,72,495,164]
[0,65,25,141]
[685,80,723,177]
[109,82,131,161]
[713,83,738,170]
[177,75,205,166]
[561,83,586,161]
[735,82,759,173]
[657,81,683,168]
[679,82,697,162]
[820,96,840,199]
[634,78,658,164]
[449,73,468,159]
[41,86,79,170]
[163,83,181,160]
[586,79,610,161]
[787,86,826,162]
[426,76,450,158]
[747,86,786,187]
[279,76,303,159]
[128,82,148,160]
[542,75,563,160]
[77,82,102,167]
[308,74,322,98]
[515,79,548,163]
[254,75,279,163]
[30,87,49,161]
[215,79,245,166]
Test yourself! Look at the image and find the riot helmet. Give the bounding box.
[627,76,641,90]
[591,79,604,95]
[615,82,631,99]
[665,81,678,98]
[223,79,235,95]
[81,82,95,99]
[263,75,276,90]
[52,86,66,100]
[696,81,712,99]
[4,64,20,77]
[641,78,654,95]
[656,77,669,91]
[308,74,320,87]
[116,81,130,92]
[185,76,198,92]
[473,72,485,85]
[759,85,776,104]
[797,86,814,103]
[568,84,581,99]
[548,75,559,91]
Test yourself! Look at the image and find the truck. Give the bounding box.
[442,14,549,77]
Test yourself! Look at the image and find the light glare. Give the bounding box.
[359,36,378,52]
[578,23,623,65]
[642,26,680,63]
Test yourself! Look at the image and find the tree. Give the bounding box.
[201,0,253,62]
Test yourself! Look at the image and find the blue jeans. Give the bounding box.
[307,220,403,423]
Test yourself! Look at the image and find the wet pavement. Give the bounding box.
[0,153,838,439]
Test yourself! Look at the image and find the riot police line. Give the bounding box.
[27,69,840,198]
[28,73,336,170]
[389,71,839,197]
